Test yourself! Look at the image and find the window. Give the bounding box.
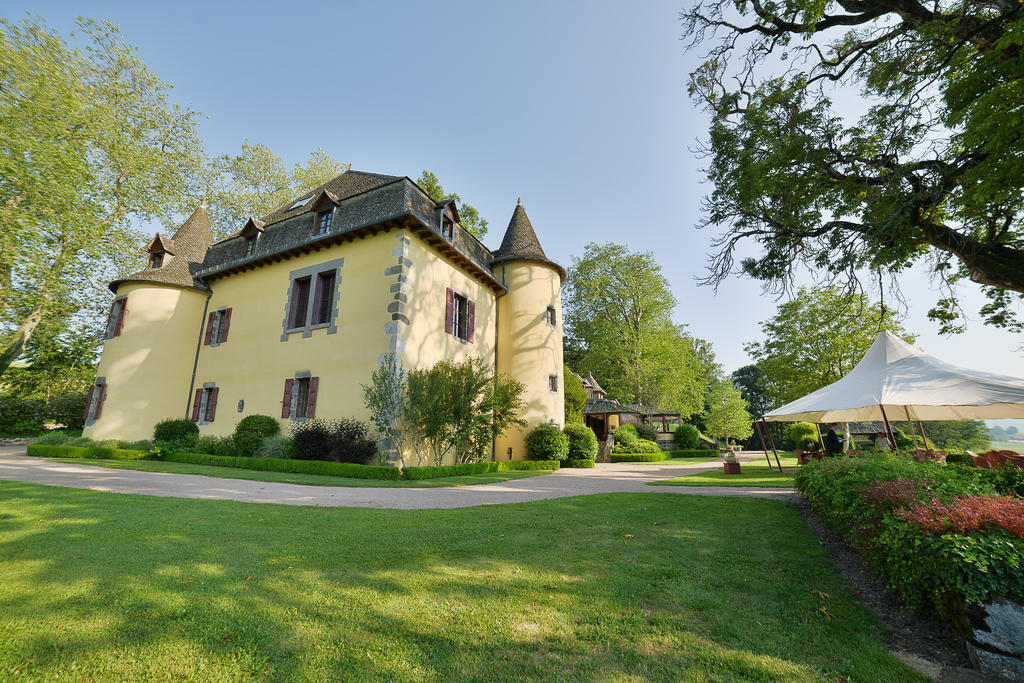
[104,298,127,339]
[282,375,319,419]
[191,385,219,423]
[312,271,336,325]
[83,380,107,423]
[549,374,559,393]
[445,288,474,342]
[204,308,232,345]
[149,252,164,269]
[288,277,312,328]
[317,209,333,236]
[245,234,258,257]
[289,196,311,210]
[545,305,556,327]
[441,216,454,241]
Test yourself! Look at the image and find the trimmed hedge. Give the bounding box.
[26,444,151,460]
[796,454,1024,612]
[162,451,401,480]
[669,449,717,457]
[564,458,596,468]
[611,452,667,463]
[402,460,561,480]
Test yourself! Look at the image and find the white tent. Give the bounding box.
[764,331,1024,423]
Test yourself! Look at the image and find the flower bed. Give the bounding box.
[795,454,1024,612]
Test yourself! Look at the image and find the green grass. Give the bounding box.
[651,454,799,488]
[989,440,1024,452]
[47,457,548,488]
[0,482,918,681]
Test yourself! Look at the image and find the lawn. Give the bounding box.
[634,454,721,465]
[0,482,919,681]
[651,454,799,488]
[46,457,548,488]
[990,440,1024,452]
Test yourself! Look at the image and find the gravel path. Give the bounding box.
[0,447,796,509]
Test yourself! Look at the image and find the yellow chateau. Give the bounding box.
[83,170,565,463]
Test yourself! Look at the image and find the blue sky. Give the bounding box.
[10,0,1024,381]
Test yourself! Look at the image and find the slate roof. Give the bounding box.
[112,170,562,295]
[490,201,566,279]
[110,204,213,293]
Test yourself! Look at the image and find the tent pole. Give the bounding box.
[879,405,897,450]
[755,419,772,468]
[904,406,917,448]
[816,423,827,454]
[762,417,782,472]
[917,420,928,449]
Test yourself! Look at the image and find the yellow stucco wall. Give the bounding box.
[83,282,208,441]
[494,260,565,460]
[190,233,395,436]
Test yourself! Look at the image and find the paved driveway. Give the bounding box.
[0,447,795,509]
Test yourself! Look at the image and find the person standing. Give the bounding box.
[874,431,891,452]
[826,424,843,456]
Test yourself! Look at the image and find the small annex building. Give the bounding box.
[82,170,566,463]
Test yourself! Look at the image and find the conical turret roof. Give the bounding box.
[494,201,547,260]
[171,203,213,263]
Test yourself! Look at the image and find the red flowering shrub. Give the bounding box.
[897,495,1024,539]
[860,478,925,510]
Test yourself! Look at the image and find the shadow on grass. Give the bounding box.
[0,482,920,680]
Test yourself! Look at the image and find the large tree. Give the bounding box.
[683,0,1024,333]
[416,171,488,240]
[702,377,753,444]
[564,242,713,417]
[0,17,205,374]
[730,364,772,417]
[746,286,915,405]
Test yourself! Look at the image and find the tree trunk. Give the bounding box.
[0,306,44,377]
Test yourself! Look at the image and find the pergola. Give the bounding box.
[756,331,1024,467]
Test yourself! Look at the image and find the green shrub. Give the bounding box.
[120,439,154,451]
[945,451,971,466]
[153,418,199,447]
[233,415,281,456]
[612,424,640,451]
[161,451,400,480]
[45,392,87,431]
[892,426,915,451]
[26,444,150,460]
[497,460,560,471]
[616,437,661,454]
[563,423,598,460]
[673,423,700,449]
[564,458,595,468]
[0,396,47,436]
[189,435,237,458]
[669,449,716,457]
[525,423,569,461]
[34,430,71,445]
[66,436,96,447]
[636,423,659,442]
[789,422,819,451]
[795,453,1023,611]
[291,418,378,464]
[256,435,296,459]
[610,452,667,462]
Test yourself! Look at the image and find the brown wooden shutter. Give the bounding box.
[95,384,107,418]
[207,387,219,422]
[114,299,127,337]
[281,379,294,418]
[219,308,232,343]
[83,385,96,420]
[445,288,454,334]
[306,377,319,418]
[204,312,216,345]
[191,389,202,422]
[467,300,476,343]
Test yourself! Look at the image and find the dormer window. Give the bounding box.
[149,252,163,269]
[245,234,258,257]
[441,216,454,241]
[317,209,333,236]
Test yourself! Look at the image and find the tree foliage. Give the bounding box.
[195,142,350,238]
[922,420,991,452]
[564,242,715,417]
[361,353,409,466]
[702,377,753,443]
[0,322,97,400]
[403,357,525,465]
[745,286,914,405]
[730,364,773,417]
[682,0,1024,333]
[563,364,588,424]
[416,171,488,240]
[0,17,205,374]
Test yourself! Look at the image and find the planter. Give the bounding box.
[795,449,809,465]
[723,461,741,475]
